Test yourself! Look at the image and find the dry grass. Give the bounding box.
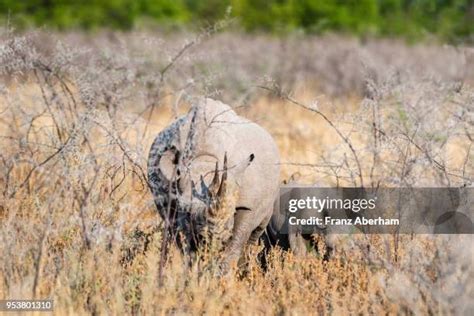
[0,29,473,315]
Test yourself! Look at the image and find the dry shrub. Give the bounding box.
[0,29,472,315]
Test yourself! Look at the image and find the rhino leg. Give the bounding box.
[248,224,266,244]
[219,209,257,272]
[248,211,272,244]
[323,233,335,261]
[289,232,308,256]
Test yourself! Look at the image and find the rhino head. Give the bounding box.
[147,107,232,250]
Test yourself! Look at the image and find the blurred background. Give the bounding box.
[1,0,473,43]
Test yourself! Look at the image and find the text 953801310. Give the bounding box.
[0,300,53,312]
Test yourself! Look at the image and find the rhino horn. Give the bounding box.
[209,161,220,193]
[204,153,228,216]
[217,153,228,199]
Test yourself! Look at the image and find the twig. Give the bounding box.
[258,85,365,187]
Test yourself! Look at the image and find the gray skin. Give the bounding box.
[264,185,336,260]
[148,98,280,270]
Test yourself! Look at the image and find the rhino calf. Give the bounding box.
[147,98,280,270]
[264,183,336,260]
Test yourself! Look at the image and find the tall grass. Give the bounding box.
[0,29,472,314]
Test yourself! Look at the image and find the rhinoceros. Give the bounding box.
[147,98,280,269]
[263,184,336,260]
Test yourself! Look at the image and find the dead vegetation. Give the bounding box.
[0,28,472,314]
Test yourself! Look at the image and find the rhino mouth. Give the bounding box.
[161,196,232,252]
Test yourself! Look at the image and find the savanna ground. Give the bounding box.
[0,28,473,315]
